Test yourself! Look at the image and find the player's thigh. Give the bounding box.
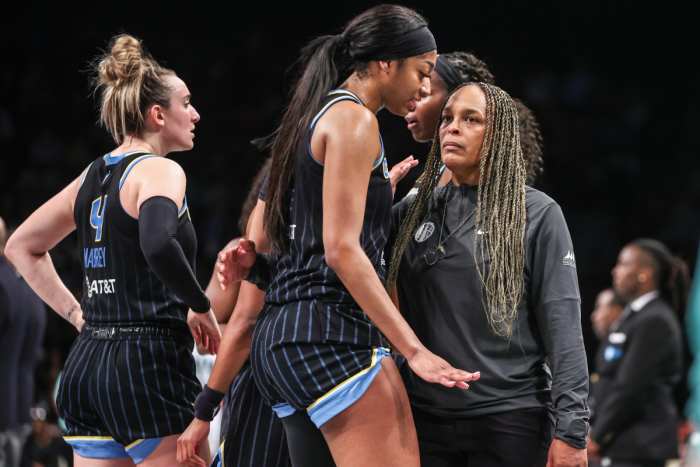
[74,453,135,467]
[320,358,419,467]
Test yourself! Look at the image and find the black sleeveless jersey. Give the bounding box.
[73,152,196,325]
[266,89,393,307]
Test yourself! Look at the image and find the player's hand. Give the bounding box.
[217,238,257,290]
[389,155,419,196]
[177,418,210,466]
[187,309,222,354]
[67,305,85,332]
[406,346,480,389]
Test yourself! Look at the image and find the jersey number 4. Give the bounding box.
[90,195,108,242]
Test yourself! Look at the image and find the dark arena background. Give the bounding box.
[1,0,698,463]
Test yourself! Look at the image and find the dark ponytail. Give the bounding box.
[263,34,347,252]
[263,5,431,252]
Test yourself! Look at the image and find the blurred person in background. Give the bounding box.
[589,239,689,467]
[1,217,47,467]
[591,288,626,342]
[683,242,700,467]
[588,288,626,467]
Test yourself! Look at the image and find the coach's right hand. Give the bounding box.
[407,346,480,389]
[177,418,210,467]
[187,309,222,355]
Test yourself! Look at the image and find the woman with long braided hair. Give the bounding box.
[387,82,589,466]
[392,51,543,192]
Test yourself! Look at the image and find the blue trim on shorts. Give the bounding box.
[272,402,297,418]
[307,347,390,428]
[63,437,130,460]
[64,436,162,463]
[125,437,162,464]
[212,441,224,467]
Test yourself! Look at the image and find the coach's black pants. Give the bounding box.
[604,460,665,467]
[281,411,334,467]
[413,406,552,467]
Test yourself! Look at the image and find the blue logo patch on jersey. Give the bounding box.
[604,345,624,362]
[382,158,390,179]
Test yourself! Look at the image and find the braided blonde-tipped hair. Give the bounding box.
[388,82,527,337]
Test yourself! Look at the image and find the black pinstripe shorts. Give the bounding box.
[250,301,390,428]
[57,322,201,446]
[215,362,289,467]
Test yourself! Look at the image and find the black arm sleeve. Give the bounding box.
[139,196,210,313]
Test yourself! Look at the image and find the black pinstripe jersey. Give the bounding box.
[265,89,393,307]
[73,152,195,325]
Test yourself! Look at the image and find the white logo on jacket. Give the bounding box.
[562,250,576,268]
[414,222,435,243]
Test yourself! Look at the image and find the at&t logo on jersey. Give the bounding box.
[85,276,117,298]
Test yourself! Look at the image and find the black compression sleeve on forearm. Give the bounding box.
[138,196,210,313]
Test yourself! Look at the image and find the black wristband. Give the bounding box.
[245,253,272,291]
[193,385,225,422]
[189,296,211,314]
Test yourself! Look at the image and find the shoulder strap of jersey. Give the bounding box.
[116,153,157,190]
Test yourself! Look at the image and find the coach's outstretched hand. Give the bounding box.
[187,309,222,355]
[216,238,257,290]
[407,346,480,389]
[177,418,210,467]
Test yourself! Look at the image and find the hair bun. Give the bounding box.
[97,34,144,88]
